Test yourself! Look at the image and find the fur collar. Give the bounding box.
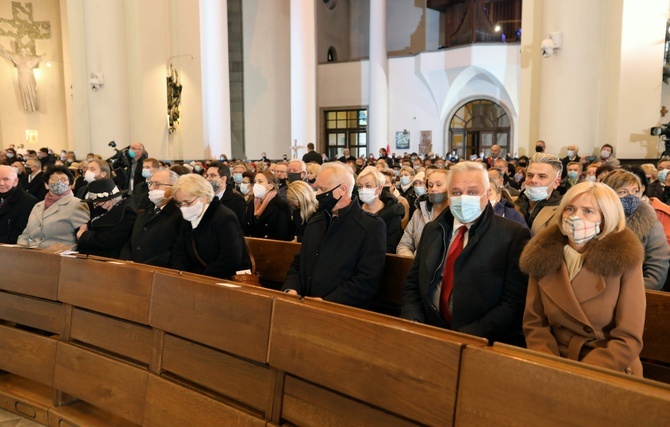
[520,224,643,277]
[626,200,657,241]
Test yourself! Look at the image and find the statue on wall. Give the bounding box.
[419,130,432,155]
[0,2,52,112]
[167,64,183,133]
[0,44,44,112]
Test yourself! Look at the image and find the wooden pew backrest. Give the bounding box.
[0,247,60,299]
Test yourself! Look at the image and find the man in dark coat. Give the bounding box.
[0,165,38,244]
[302,142,323,165]
[282,162,387,308]
[401,161,530,345]
[205,161,246,226]
[119,170,182,266]
[24,158,47,201]
[114,142,148,194]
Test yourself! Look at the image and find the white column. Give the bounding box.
[369,0,388,154]
[290,0,317,158]
[199,0,231,158]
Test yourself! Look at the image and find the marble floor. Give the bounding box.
[0,408,41,427]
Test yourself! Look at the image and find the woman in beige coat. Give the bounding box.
[520,182,646,376]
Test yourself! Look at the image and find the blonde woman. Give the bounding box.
[286,180,318,242]
[521,182,645,375]
[357,166,404,253]
[306,163,322,189]
[170,173,251,279]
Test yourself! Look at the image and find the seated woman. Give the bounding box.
[77,178,137,258]
[245,170,294,241]
[286,180,318,242]
[357,166,404,253]
[601,170,669,290]
[396,169,449,257]
[520,181,645,376]
[171,173,251,279]
[18,165,90,249]
[306,163,321,190]
[488,178,527,227]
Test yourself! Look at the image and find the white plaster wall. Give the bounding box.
[316,0,350,63]
[243,0,291,160]
[0,0,68,151]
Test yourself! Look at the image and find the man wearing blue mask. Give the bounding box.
[514,152,563,235]
[401,161,530,345]
[560,144,580,179]
[121,142,148,195]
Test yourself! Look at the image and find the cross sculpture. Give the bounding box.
[290,139,306,159]
[0,2,51,112]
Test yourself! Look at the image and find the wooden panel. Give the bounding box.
[268,299,486,426]
[70,308,153,365]
[455,345,670,426]
[641,290,670,364]
[0,324,57,386]
[281,375,418,427]
[245,237,301,284]
[53,342,148,425]
[373,254,413,307]
[58,257,153,324]
[48,400,141,427]
[0,246,60,299]
[161,334,273,412]
[150,273,273,363]
[143,374,266,427]
[0,373,53,426]
[0,291,65,333]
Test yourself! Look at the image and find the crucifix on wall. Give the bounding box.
[0,2,51,112]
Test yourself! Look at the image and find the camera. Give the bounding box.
[651,123,670,156]
[105,140,130,170]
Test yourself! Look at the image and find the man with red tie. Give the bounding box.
[401,161,530,345]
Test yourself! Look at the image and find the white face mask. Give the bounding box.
[239,183,250,195]
[148,189,166,206]
[567,150,574,158]
[84,170,96,183]
[359,187,378,205]
[526,186,549,202]
[601,150,611,159]
[253,183,267,199]
[180,200,203,222]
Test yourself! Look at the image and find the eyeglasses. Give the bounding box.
[49,178,70,184]
[175,197,198,208]
[147,181,173,189]
[204,174,220,180]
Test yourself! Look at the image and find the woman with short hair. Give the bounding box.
[171,173,251,279]
[357,166,404,253]
[521,181,645,375]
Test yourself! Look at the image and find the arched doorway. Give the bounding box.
[447,99,511,159]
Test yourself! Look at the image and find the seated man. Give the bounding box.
[514,153,563,235]
[282,162,386,308]
[205,161,246,226]
[119,170,182,266]
[402,161,530,345]
[0,165,38,243]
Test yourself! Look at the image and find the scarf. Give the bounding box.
[254,189,276,218]
[44,189,72,210]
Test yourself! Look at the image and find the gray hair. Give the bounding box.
[321,161,355,197]
[529,152,563,175]
[0,164,17,180]
[446,161,490,191]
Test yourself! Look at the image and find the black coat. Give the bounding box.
[0,187,38,244]
[132,181,151,213]
[282,198,387,308]
[77,197,138,259]
[560,155,581,179]
[24,172,47,201]
[245,194,294,241]
[302,150,322,165]
[401,203,530,345]
[377,189,404,253]
[218,185,246,226]
[119,199,182,267]
[171,198,251,279]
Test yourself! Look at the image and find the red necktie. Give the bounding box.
[440,226,467,323]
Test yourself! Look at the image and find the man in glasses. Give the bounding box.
[119,169,182,266]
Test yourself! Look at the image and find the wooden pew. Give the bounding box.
[641,290,670,383]
[268,297,488,426]
[455,343,670,426]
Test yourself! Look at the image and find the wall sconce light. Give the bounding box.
[90,72,104,91]
[541,32,563,58]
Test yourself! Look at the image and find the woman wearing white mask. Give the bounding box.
[171,173,251,279]
[357,166,404,253]
[244,171,293,241]
[397,166,417,218]
[521,182,646,376]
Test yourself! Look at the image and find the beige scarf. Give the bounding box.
[254,188,276,218]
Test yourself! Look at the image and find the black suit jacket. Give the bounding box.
[302,150,323,165]
[245,195,294,241]
[24,172,48,201]
[171,198,251,279]
[218,185,246,226]
[77,197,138,259]
[119,199,182,267]
[561,155,581,179]
[401,204,530,345]
[282,199,387,308]
[0,187,38,244]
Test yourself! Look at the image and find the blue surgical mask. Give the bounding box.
[526,186,550,202]
[128,150,136,159]
[586,175,596,182]
[658,169,669,184]
[567,171,579,180]
[450,194,484,223]
[414,186,426,196]
[400,176,411,186]
[233,172,243,184]
[239,183,250,195]
[142,168,152,179]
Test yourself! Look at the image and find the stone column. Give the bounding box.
[369,0,388,154]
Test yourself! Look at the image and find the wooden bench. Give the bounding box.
[455,343,670,426]
[641,290,670,383]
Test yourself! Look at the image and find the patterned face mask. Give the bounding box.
[562,215,600,245]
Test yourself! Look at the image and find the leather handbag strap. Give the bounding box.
[243,238,256,274]
[191,238,208,268]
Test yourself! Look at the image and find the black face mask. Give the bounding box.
[287,172,302,183]
[308,177,316,184]
[518,162,527,168]
[279,178,288,187]
[25,167,32,175]
[316,184,342,213]
[535,145,543,153]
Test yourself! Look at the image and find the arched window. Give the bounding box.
[327,46,338,62]
[448,99,510,159]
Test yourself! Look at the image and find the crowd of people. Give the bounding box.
[0,139,667,378]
